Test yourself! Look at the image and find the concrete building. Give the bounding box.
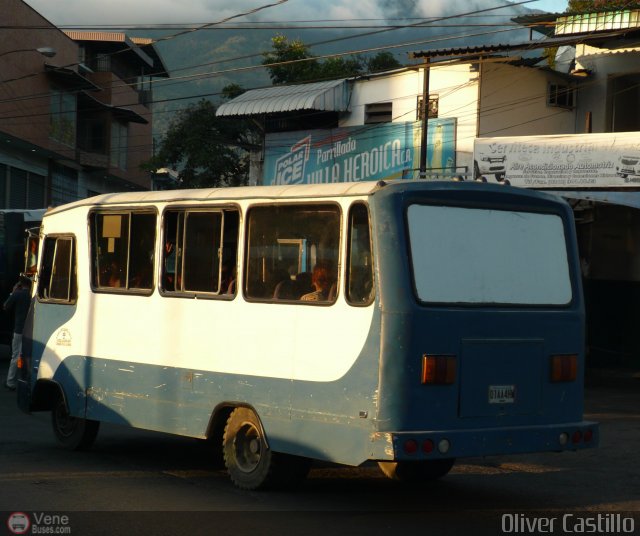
[217,46,581,184]
[0,0,168,208]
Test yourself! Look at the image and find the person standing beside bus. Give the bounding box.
[4,276,31,390]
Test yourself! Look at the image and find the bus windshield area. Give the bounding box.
[407,204,573,306]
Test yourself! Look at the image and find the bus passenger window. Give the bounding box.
[38,236,77,303]
[245,204,340,303]
[161,208,239,297]
[128,213,156,290]
[90,211,156,293]
[347,203,374,305]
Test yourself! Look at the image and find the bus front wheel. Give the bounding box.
[378,459,455,482]
[51,395,99,451]
[223,407,310,490]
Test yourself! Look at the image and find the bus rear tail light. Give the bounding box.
[550,354,577,382]
[421,355,456,385]
[17,356,24,369]
[403,439,419,455]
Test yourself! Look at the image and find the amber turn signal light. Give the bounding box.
[550,354,577,382]
[422,355,456,384]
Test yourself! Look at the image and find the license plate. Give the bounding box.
[488,385,516,404]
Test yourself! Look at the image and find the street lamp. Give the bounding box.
[0,46,57,59]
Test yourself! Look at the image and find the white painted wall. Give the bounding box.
[479,63,576,139]
[575,45,640,133]
[340,64,480,177]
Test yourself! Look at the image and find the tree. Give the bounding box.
[262,34,320,85]
[262,34,401,85]
[142,97,258,189]
[568,0,636,11]
[366,51,403,73]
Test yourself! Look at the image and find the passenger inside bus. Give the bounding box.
[106,260,122,288]
[273,271,313,300]
[301,263,334,302]
[221,263,236,295]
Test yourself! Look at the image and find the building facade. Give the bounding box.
[0,0,168,209]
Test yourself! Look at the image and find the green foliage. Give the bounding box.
[366,51,403,73]
[221,83,245,101]
[567,0,640,11]
[142,99,258,189]
[262,34,402,85]
[262,35,320,84]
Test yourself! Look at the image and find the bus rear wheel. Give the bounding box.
[223,407,310,490]
[51,395,99,451]
[378,459,455,482]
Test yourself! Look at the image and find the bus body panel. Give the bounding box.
[18,181,598,468]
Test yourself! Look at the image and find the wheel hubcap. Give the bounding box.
[55,401,77,438]
[234,423,262,472]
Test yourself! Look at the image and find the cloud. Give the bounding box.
[24,0,520,27]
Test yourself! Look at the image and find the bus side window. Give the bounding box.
[346,203,374,305]
[161,208,239,296]
[245,204,340,303]
[25,233,39,275]
[90,211,156,292]
[38,236,77,303]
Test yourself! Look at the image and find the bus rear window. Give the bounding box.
[407,204,573,305]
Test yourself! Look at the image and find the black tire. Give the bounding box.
[223,407,311,490]
[378,458,455,482]
[51,394,99,451]
[473,161,480,179]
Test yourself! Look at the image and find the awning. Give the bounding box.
[409,30,638,62]
[216,79,351,117]
[45,64,101,91]
[553,190,640,210]
[78,92,148,124]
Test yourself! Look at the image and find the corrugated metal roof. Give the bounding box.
[64,30,169,77]
[216,79,351,117]
[64,31,128,43]
[409,30,636,60]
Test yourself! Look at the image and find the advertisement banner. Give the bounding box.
[474,132,640,188]
[263,120,456,185]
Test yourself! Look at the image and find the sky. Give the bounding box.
[23,0,570,27]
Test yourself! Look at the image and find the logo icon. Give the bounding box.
[274,136,311,185]
[56,328,72,346]
[7,512,30,535]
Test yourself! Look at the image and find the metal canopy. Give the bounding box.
[44,64,101,91]
[216,79,351,117]
[554,190,640,210]
[408,30,638,61]
[79,91,148,124]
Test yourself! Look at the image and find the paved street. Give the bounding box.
[1,349,639,536]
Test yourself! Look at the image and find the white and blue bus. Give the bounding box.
[17,180,597,489]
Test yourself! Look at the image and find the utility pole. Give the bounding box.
[419,58,430,179]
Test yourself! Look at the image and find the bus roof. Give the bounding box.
[45,181,385,216]
[44,179,569,217]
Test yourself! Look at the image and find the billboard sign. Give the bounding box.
[263,120,456,185]
[474,132,640,188]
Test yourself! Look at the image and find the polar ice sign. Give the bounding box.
[273,136,311,185]
[264,122,423,185]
